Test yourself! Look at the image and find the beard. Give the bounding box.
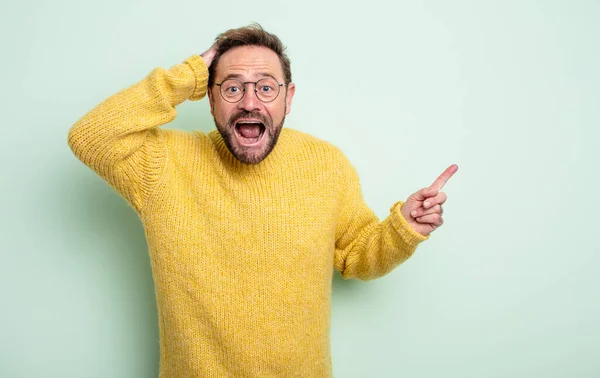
[213,108,286,165]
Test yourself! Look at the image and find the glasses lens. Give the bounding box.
[255,78,280,102]
[220,79,244,102]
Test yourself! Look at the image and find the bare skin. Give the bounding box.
[401,164,459,236]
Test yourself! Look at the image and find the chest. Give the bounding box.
[143,163,341,290]
[144,162,341,256]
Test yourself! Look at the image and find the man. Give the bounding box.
[69,24,457,377]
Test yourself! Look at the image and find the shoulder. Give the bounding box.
[160,128,211,145]
[159,129,215,160]
[282,128,350,164]
[281,128,358,186]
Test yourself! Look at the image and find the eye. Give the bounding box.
[257,78,278,95]
[221,80,244,96]
[226,85,241,93]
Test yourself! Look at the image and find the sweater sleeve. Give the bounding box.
[333,157,429,280]
[68,55,208,213]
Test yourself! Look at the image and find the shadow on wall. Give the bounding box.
[52,168,159,376]
[51,106,216,374]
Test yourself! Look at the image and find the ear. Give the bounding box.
[284,83,296,115]
[207,88,215,116]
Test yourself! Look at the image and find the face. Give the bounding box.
[208,46,295,164]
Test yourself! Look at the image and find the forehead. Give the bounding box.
[215,45,284,80]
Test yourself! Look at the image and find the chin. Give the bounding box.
[232,141,274,164]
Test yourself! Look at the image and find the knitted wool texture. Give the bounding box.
[68,55,428,377]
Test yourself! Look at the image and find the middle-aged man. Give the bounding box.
[68,24,458,377]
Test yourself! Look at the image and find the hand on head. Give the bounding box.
[201,43,219,67]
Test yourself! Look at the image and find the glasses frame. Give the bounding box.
[214,77,286,103]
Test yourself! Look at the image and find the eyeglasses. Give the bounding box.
[215,77,285,103]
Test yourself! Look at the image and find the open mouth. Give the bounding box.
[234,120,266,146]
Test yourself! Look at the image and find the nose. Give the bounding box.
[237,84,261,112]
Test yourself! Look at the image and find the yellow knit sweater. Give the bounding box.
[68,55,428,377]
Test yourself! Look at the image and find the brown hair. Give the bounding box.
[208,23,292,87]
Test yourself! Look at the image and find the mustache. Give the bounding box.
[229,111,271,127]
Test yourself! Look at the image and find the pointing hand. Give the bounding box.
[400,164,458,236]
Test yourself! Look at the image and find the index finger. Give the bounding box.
[429,164,459,192]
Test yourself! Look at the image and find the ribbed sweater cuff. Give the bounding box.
[185,55,209,101]
[389,201,429,246]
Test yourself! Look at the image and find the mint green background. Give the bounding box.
[1,0,598,377]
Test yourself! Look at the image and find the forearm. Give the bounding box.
[68,55,207,169]
[335,201,428,280]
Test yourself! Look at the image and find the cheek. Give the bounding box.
[266,103,286,121]
[213,103,233,122]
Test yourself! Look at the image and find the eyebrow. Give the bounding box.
[221,72,279,82]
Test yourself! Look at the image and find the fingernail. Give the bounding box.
[424,201,431,208]
[411,210,417,217]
